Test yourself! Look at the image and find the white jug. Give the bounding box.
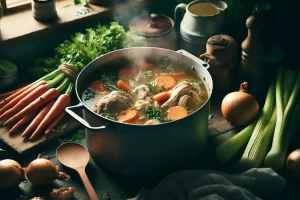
[175,0,227,55]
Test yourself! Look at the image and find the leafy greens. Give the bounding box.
[30,22,146,78]
[58,129,85,144]
[74,0,88,6]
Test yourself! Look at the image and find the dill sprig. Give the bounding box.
[101,72,119,91]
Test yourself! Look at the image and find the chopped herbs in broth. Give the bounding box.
[82,60,209,125]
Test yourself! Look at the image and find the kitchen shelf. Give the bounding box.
[0,0,162,50]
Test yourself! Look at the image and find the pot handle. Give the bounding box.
[174,3,187,23]
[66,103,107,131]
[177,50,210,69]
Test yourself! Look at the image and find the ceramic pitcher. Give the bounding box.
[175,0,227,39]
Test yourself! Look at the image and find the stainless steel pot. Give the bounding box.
[66,47,213,177]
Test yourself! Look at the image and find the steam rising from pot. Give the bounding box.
[112,0,149,27]
[110,0,176,76]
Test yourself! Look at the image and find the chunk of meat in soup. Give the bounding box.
[178,95,191,107]
[94,91,133,114]
[161,82,201,109]
[134,100,152,111]
[131,84,153,102]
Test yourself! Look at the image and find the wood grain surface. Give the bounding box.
[0,115,81,154]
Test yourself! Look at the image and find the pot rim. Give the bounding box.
[74,47,213,127]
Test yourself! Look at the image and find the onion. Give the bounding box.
[221,82,259,126]
[25,154,70,186]
[0,159,25,189]
[286,149,300,179]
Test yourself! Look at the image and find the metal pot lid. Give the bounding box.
[129,13,174,37]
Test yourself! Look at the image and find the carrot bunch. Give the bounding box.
[0,69,73,140]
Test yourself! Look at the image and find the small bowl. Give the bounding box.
[0,59,18,89]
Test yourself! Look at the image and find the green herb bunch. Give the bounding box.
[30,22,146,77]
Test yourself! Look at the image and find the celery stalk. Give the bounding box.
[240,109,276,168]
[239,83,276,168]
[216,121,257,164]
[274,66,285,135]
[265,72,300,170]
[279,101,300,165]
[283,70,297,107]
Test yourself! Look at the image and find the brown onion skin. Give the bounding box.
[0,159,25,190]
[221,82,259,126]
[26,158,59,186]
[286,149,300,180]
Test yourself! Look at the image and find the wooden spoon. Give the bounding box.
[56,143,99,200]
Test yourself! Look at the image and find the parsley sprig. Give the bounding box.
[144,107,169,122]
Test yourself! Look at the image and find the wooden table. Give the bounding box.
[1,95,299,200]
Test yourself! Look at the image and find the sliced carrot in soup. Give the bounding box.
[118,110,140,123]
[155,76,176,90]
[168,106,188,121]
[153,92,170,104]
[118,80,132,91]
[90,80,106,92]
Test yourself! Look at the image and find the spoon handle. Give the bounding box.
[77,167,99,200]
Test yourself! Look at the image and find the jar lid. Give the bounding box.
[129,13,174,37]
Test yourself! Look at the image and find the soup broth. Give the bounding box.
[82,60,209,125]
[189,2,219,16]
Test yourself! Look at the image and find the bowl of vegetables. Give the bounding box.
[66,47,213,176]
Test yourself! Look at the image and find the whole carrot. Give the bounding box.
[0,83,34,109]
[30,83,73,140]
[0,81,46,115]
[45,111,66,135]
[0,73,65,121]
[0,69,62,108]
[22,100,56,137]
[8,111,38,135]
[0,84,31,100]
[4,78,69,126]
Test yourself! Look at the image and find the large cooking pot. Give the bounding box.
[66,47,213,177]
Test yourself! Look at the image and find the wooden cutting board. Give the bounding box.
[0,115,81,154]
